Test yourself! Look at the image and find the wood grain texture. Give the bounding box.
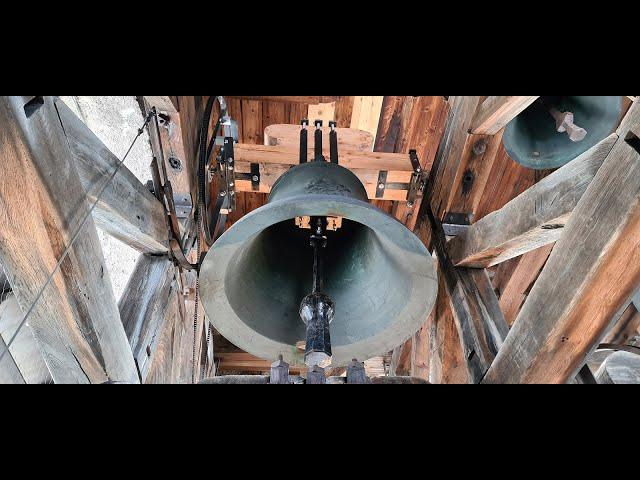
[499,244,554,326]
[227,96,339,104]
[484,136,640,384]
[264,124,374,151]
[118,254,178,381]
[603,303,640,345]
[56,100,169,254]
[428,96,482,219]
[0,334,24,384]
[334,96,355,128]
[143,96,178,113]
[307,102,336,123]
[470,96,539,135]
[447,134,618,268]
[0,294,52,383]
[0,96,139,384]
[595,351,640,384]
[350,96,385,140]
[234,143,413,171]
[426,209,509,383]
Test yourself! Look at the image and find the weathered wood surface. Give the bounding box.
[264,124,374,151]
[118,255,178,381]
[427,208,509,383]
[484,135,640,384]
[447,134,617,268]
[227,96,339,105]
[428,96,482,219]
[411,265,470,384]
[498,244,554,326]
[470,96,539,135]
[595,351,640,384]
[0,294,52,384]
[390,337,412,376]
[0,334,24,384]
[350,96,385,139]
[143,96,178,113]
[55,100,169,254]
[0,265,8,297]
[603,303,640,345]
[234,143,412,171]
[0,96,139,384]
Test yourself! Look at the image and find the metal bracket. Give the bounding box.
[406,150,427,207]
[173,194,193,219]
[211,116,239,145]
[376,170,388,199]
[250,163,260,191]
[442,212,472,237]
[219,137,236,214]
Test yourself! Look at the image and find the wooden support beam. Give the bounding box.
[603,303,640,345]
[118,255,179,381]
[0,265,8,296]
[470,96,539,135]
[595,352,640,384]
[428,96,482,219]
[350,96,385,141]
[264,124,374,151]
[234,143,412,171]
[55,100,169,254]
[424,208,509,383]
[145,267,199,384]
[0,96,139,384]
[308,101,336,123]
[143,96,178,113]
[389,337,412,376]
[0,335,24,384]
[483,131,640,384]
[0,294,52,384]
[447,134,618,268]
[214,352,307,374]
[498,244,554,326]
[226,96,340,104]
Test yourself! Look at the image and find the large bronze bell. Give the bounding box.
[199,159,438,367]
[503,96,623,169]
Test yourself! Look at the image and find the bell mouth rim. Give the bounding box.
[199,193,438,367]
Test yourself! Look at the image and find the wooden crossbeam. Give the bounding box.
[484,126,640,384]
[447,134,618,268]
[0,96,139,384]
[226,96,339,104]
[0,334,24,384]
[233,143,416,201]
[55,100,169,254]
[264,124,374,151]
[470,96,539,135]
[215,352,307,374]
[0,293,52,384]
[118,255,179,382]
[234,143,412,170]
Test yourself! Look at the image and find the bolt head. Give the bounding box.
[252,175,259,182]
[378,182,385,189]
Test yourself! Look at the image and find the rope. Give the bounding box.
[0,110,155,368]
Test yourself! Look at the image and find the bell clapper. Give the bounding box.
[299,216,335,368]
[539,98,588,142]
